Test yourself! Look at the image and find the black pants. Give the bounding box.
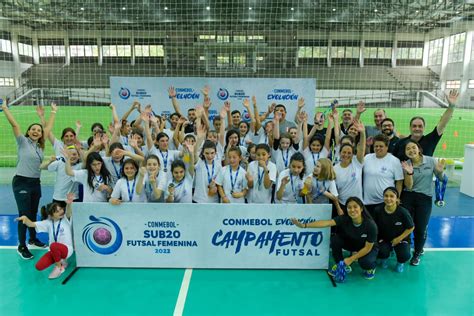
[377,240,411,263]
[330,234,378,270]
[12,175,42,246]
[401,191,432,253]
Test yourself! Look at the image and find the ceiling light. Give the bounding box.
[455,11,460,14]
[332,8,336,12]
[206,6,210,11]
[39,8,43,11]
[249,7,252,11]
[415,10,419,13]
[164,6,168,10]
[291,7,294,11]
[374,9,378,12]
[122,7,126,10]
[80,7,84,11]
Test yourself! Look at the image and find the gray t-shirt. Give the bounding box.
[279,119,297,135]
[15,135,44,178]
[404,155,438,197]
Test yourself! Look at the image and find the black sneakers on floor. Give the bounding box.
[17,245,34,260]
[28,239,47,248]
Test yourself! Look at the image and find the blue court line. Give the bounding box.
[1,214,473,248]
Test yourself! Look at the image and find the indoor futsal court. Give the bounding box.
[0,1,473,315]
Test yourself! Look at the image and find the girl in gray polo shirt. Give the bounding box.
[2,100,57,260]
[401,140,445,266]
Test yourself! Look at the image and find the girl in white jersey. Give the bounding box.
[16,193,75,279]
[110,159,147,204]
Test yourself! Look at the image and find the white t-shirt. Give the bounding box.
[305,175,338,204]
[48,159,82,201]
[246,160,277,204]
[275,169,304,204]
[334,158,364,205]
[363,153,404,205]
[73,169,109,202]
[250,127,270,146]
[215,165,248,204]
[146,148,181,177]
[53,138,65,157]
[35,217,74,258]
[164,174,194,203]
[193,159,222,203]
[111,177,147,203]
[142,172,167,202]
[163,128,177,150]
[272,147,297,173]
[303,147,329,176]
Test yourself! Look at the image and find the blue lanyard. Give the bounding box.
[314,179,327,199]
[311,151,320,167]
[112,161,122,179]
[257,162,268,187]
[28,138,43,162]
[282,149,289,168]
[290,174,297,199]
[229,166,240,191]
[435,174,448,203]
[52,219,62,242]
[205,160,215,184]
[126,178,136,202]
[160,150,169,170]
[94,175,103,189]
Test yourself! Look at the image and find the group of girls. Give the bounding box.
[3,89,446,281]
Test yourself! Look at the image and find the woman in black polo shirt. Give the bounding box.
[373,187,414,273]
[292,196,378,280]
[2,100,56,260]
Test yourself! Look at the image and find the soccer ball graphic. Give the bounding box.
[93,227,112,245]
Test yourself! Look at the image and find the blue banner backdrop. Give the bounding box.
[73,203,331,269]
[110,77,316,122]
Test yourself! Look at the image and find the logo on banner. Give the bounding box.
[119,87,131,100]
[173,88,200,100]
[217,88,229,100]
[267,89,298,101]
[82,216,123,255]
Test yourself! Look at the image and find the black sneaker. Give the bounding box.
[28,239,47,248]
[410,252,421,266]
[420,249,425,256]
[17,245,34,260]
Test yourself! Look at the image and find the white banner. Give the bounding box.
[73,203,331,269]
[110,77,316,123]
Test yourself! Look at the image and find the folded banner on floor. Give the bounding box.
[73,203,331,269]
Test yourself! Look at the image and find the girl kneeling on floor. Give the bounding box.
[16,193,74,279]
[291,196,378,281]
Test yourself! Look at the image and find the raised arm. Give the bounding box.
[218,103,229,146]
[353,120,366,163]
[324,113,334,151]
[2,99,22,137]
[168,86,184,117]
[354,100,366,122]
[437,89,458,136]
[294,97,305,124]
[272,111,281,140]
[43,102,58,142]
[121,100,140,122]
[243,98,256,133]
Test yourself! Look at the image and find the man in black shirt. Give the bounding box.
[393,90,459,161]
[381,118,399,153]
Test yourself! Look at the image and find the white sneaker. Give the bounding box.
[48,265,65,279]
[60,259,68,269]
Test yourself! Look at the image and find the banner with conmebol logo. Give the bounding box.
[110,77,316,123]
[73,203,331,269]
